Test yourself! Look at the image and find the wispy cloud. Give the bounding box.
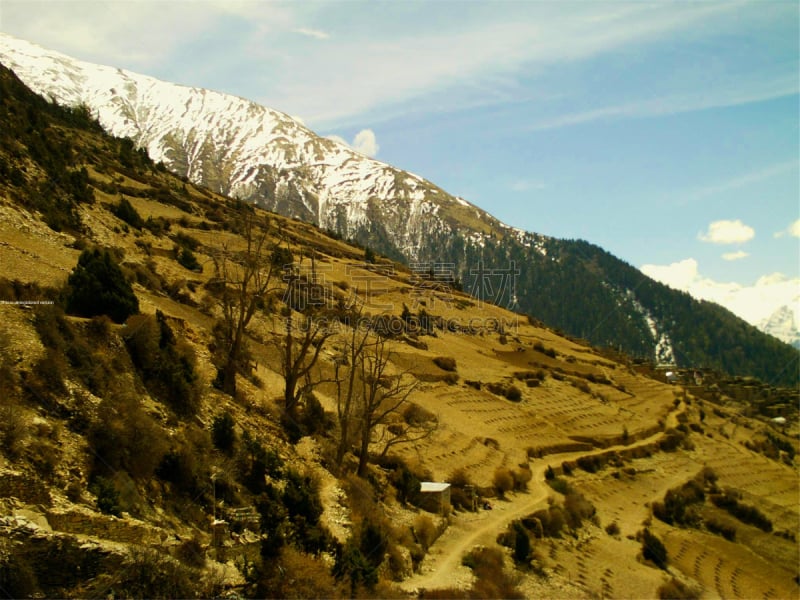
[722,250,749,261]
[0,0,294,70]
[2,0,795,133]
[684,160,799,203]
[265,2,757,126]
[698,219,755,244]
[526,78,798,132]
[292,28,330,41]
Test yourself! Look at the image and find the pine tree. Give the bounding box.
[66,249,139,323]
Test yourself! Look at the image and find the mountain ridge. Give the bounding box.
[1,32,797,385]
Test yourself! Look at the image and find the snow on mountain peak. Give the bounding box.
[759,305,800,348]
[1,32,525,259]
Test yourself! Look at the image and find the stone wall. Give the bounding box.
[45,507,164,546]
[0,468,51,506]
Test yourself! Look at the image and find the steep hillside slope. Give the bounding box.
[0,33,797,386]
[0,60,797,600]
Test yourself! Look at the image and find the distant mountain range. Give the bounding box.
[1,33,797,385]
[759,306,800,349]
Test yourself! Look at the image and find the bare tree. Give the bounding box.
[210,210,279,396]
[376,402,437,461]
[331,305,438,475]
[333,312,371,466]
[275,262,336,429]
[353,334,419,477]
[278,309,333,419]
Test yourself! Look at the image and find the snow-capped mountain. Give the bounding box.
[0,32,531,261]
[1,33,797,383]
[759,305,800,349]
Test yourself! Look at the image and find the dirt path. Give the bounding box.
[401,403,684,593]
[401,467,552,592]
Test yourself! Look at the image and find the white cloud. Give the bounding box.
[641,258,800,326]
[325,129,380,157]
[292,28,330,40]
[774,219,800,239]
[722,251,749,261]
[698,219,755,244]
[352,129,379,157]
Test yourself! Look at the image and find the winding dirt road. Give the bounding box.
[400,403,683,593]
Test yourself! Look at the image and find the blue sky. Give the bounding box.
[1,0,798,326]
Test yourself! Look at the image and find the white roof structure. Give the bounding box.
[420,482,450,493]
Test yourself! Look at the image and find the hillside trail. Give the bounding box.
[400,400,684,593]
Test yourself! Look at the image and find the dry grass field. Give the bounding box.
[0,155,797,599]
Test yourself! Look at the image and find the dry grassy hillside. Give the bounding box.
[0,73,798,598]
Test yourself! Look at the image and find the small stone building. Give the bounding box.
[419,482,451,514]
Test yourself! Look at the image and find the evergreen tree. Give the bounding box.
[66,248,138,323]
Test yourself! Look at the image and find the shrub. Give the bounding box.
[462,546,523,599]
[156,445,204,497]
[177,247,201,271]
[89,476,121,516]
[404,403,436,426]
[641,528,668,569]
[116,547,202,599]
[493,467,514,498]
[576,454,606,473]
[173,232,201,251]
[505,385,522,402]
[255,547,341,599]
[211,411,236,453]
[449,467,473,489]
[511,466,532,491]
[123,311,201,416]
[658,429,687,453]
[525,504,565,538]
[450,487,475,512]
[563,491,596,529]
[111,196,144,229]
[239,432,283,494]
[512,521,531,565]
[175,538,206,569]
[546,476,571,495]
[705,517,736,541]
[653,479,705,526]
[0,403,26,458]
[66,248,139,323]
[393,465,421,506]
[486,382,507,397]
[88,393,166,480]
[605,521,620,536]
[432,356,457,372]
[334,539,378,596]
[658,577,699,600]
[256,485,288,559]
[709,492,772,532]
[413,514,438,551]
